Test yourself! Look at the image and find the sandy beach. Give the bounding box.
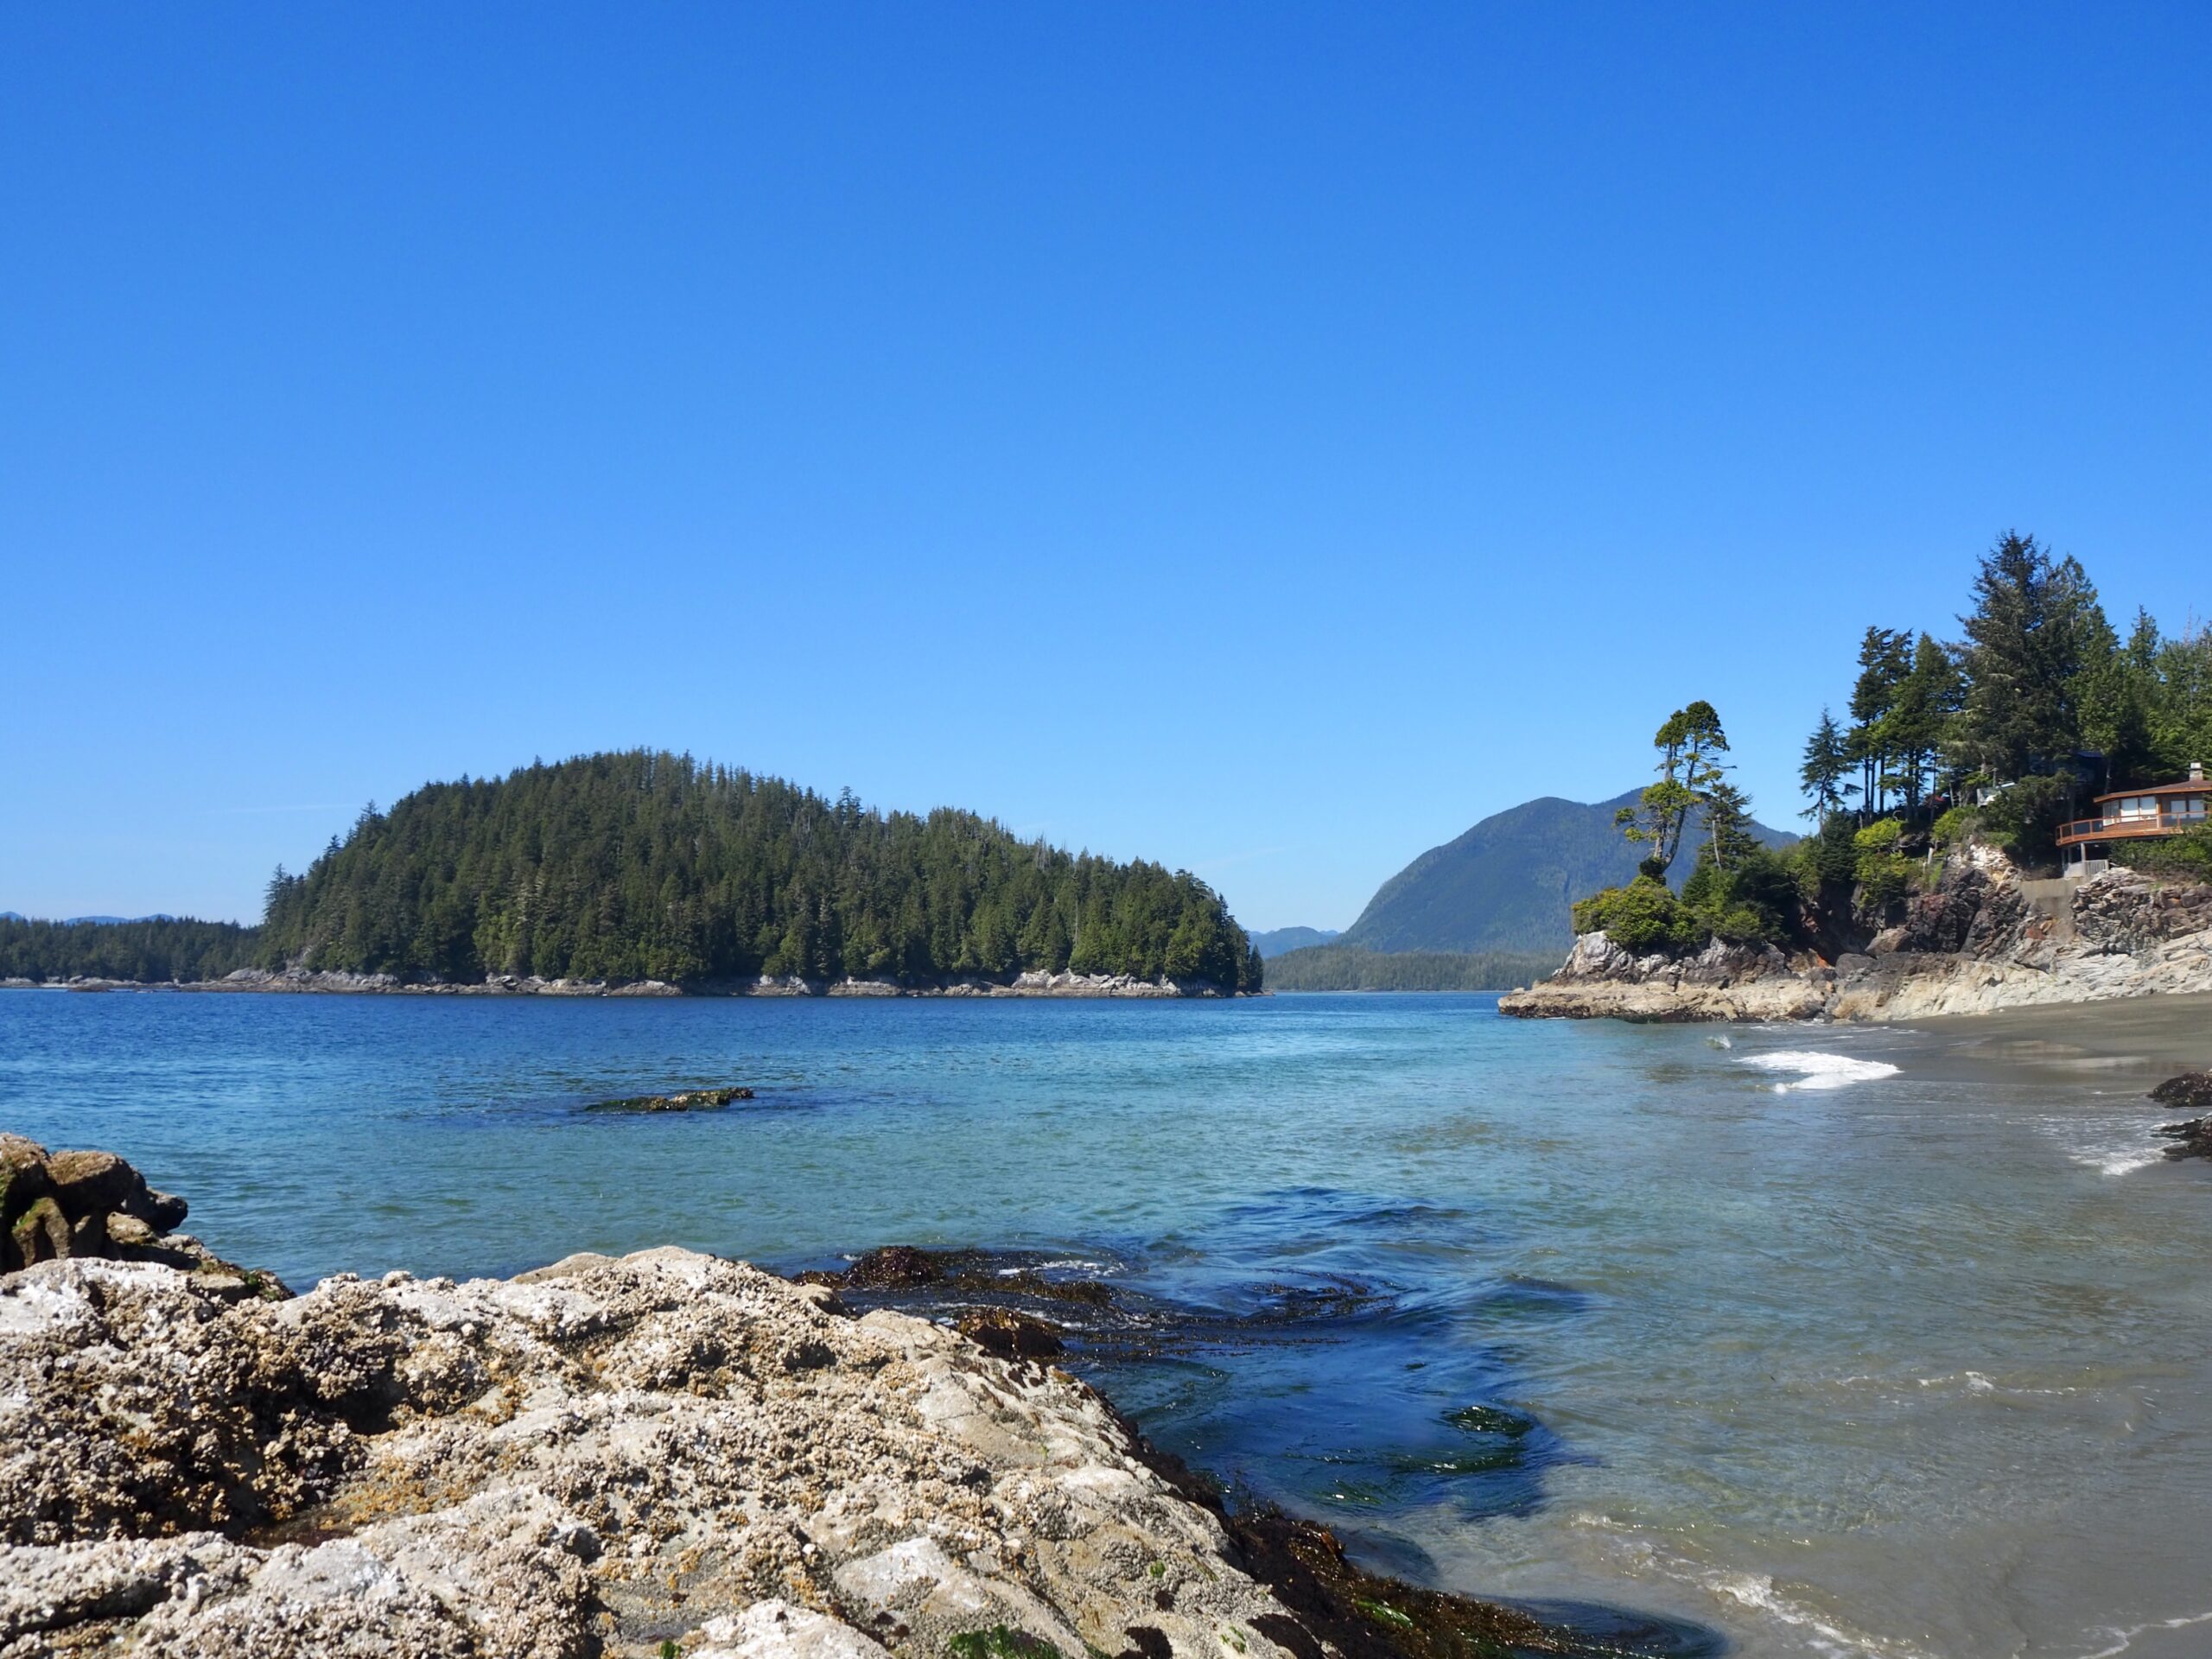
[1904,988,2212,1083]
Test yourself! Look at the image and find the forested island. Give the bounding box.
[2,753,1263,994]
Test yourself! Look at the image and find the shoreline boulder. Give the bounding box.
[0,1134,284,1296]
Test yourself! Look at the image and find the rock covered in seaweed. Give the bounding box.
[0,1135,283,1297]
[2150,1071,2212,1113]
[585,1084,755,1113]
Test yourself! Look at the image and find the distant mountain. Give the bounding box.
[1248,926,1341,959]
[1339,791,1800,956]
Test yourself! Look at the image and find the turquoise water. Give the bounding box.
[4,989,2210,1657]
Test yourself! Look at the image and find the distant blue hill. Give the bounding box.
[1249,925,1341,959]
[1339,789,1799,957]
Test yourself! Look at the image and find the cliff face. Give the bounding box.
[1830,862,2212,1020]
[1499,857,2212,1024]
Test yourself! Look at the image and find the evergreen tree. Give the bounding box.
[2080,607,2164,791]
[1953,531,2109,783]
[1700,779,1764,871]
[2152,623,2212,776]
[1799,708,1854,821]
[1883,633,1962,815]
[1616,702,1730,876]
[1846,626,1911,816]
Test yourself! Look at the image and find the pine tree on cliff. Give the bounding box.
[1847,626,1911,817]
[1954,531,2109,783]
[1616,702,1729,877]
[1799,708,1854,822]
[1884,633,1964,815]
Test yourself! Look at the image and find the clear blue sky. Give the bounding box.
[3,4,2207,930]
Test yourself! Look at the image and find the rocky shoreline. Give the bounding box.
[1501,860,2212,1025]
[1,969,1252,1000]
[1,1143,1592,1659]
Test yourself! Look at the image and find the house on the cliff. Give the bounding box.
[2057,762,2210,875]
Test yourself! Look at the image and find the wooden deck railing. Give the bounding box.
[2056,811,2208,846]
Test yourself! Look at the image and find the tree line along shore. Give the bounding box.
[1,753,1264,995]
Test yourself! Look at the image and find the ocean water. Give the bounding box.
[3,989,2209,1657]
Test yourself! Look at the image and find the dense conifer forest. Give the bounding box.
[3,753,1262,990]
[0,917,257,984]
[260,753,1262,988]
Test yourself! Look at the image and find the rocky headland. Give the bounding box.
[1500,855,2212,1024]
[0,1146,1580,1659]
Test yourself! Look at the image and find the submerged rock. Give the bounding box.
[584,1084,756,1113]
[833,1244,945,1288]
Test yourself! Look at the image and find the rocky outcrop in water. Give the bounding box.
[2153,1071,2212,1161]
[586,1086,756,1114]
[1502,857,2212,1025]
[0,1232,1570,1657]
[1494,933,1830,1023]
[0,1135,282,1297]
[2151,1071,2212,1112]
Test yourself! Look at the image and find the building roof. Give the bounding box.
[2090,779,2210,804]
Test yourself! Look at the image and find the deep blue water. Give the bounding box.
[5,988,2211,1658]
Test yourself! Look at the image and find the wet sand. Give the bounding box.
[1904,990,2212,1090]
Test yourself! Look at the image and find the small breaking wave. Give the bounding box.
[1703,1571,1938,1659]
[1737,1052,1902,1093]
[2075,1608,2212,1658]
[2076,1147,2167,1177]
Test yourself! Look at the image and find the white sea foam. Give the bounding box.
[1704,1571,1937,1659]
[2078,1147,2168,1177]
[1738,1051,1902,1092]
[2037,1113,2173,1177]
[2075,1609,2212,1658]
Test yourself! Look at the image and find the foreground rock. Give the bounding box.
[0,1243,1571,1657]
[1502,861,2212,1025]
[0,1135,283,1297]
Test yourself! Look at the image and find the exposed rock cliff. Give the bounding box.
[0,1243,1567,1657]
[1501,860,2212,1024]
